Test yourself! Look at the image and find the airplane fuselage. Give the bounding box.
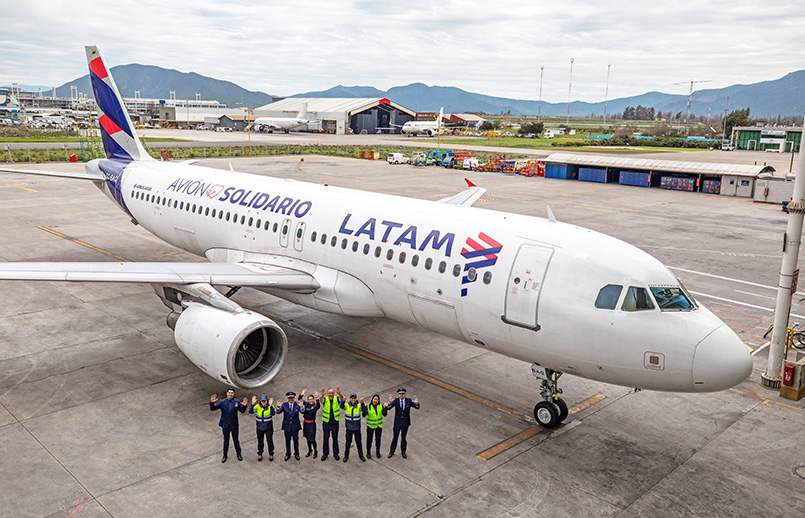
[88,157,752,394]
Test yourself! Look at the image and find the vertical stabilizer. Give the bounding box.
[296,102,308,120]
[85,46,151,161]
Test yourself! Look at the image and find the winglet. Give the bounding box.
[464,178,476,187]
[547,206,557,223]
[229,162,234,172]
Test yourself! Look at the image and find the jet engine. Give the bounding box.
[168,304,287,389]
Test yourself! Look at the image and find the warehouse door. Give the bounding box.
[503,244,554,330]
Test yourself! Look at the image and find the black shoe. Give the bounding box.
[388,452,394,458]
[313,452,318,459]
[367,451,372,459]
[376,450,381,458]
[237,453,243,461]
[284,454,290,461]
[359,455,366,462]
[221,455,227,463]
[306,451,312,458]
[343,456,348,463]
[334,454,340,461]
[401,452,407,459]
[295,454,300,461]
[321,454,328,461]
[258,454,263,462]
[269,455,274,461]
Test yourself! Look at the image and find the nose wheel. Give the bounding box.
[531,363,568,429]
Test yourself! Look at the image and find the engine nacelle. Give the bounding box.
[170,304,287,389]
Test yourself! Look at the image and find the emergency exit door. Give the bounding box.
[503,244,554,330]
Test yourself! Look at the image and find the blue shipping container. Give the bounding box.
[579,168,607,183]
[660,176,696,192]
[619,170,652,187]
[545,163,569,179]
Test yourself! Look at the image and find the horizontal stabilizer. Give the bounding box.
[0,167,105,181]
[0,262,319,289]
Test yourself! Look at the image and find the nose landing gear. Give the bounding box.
[531,363,568,429]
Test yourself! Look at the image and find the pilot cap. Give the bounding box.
[286,391,296,397]
[260,395,268,402]
[396,387,407,394]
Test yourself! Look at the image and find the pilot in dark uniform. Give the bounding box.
[277,391,302,461]
[209,389,247,462]
[299,389,321,458]
[385,387,420,459]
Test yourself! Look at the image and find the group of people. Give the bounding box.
[209,386,420,463]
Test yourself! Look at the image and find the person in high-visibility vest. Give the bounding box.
[249,394,276,461]
[365,393,387,459]
[299,389,320,458]
[341,393,367,462]
[319,386,344,461]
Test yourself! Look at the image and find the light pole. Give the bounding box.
[604,64,611,125]
[566,58,574,127]
[538,66,544,122]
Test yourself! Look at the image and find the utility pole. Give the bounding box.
[763,121,805,389]
[722,95,730,143]
[538,66,544,122]
[604,64,611,125]
[673,79,711,134]
[566,58,574,127]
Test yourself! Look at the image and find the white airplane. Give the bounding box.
[400,107,444,137]
[252,103,310,133]
[0,47,753,429]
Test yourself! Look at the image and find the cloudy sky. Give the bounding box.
[1,1,802,102]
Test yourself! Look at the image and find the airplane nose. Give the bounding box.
[692,325,753,392]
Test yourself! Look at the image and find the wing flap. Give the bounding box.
[0,262,318,289]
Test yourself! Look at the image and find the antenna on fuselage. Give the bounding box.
[546,206,558,223]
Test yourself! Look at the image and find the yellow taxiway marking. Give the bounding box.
[37,226,130,262]
[761,399,801,410]
[476,394,606,461]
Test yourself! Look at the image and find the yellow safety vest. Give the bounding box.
[253,403,273,423]
[344,402,362,425]
[322,396,341,423]
[366,404,383,429]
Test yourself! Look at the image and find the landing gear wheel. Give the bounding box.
[533,401,559,429]
[553,397,569,422]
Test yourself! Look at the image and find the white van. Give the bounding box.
[387,153,408,164]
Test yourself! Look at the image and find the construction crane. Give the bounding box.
[673,79,711,129]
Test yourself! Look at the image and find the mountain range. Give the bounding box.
[51,64,805,117]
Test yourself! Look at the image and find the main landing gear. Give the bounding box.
[531,363,568,429]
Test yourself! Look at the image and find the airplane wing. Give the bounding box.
[437,179,487,207]
[0,167,105,181]
[0,262,319,290]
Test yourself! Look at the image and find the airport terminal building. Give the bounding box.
[255,98,416,135]
[731,125,802,152]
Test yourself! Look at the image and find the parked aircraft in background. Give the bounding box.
[252,103,311,133]
[0,47,753,429]
[400,107,444,136]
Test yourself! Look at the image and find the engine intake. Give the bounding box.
[170,304,287,388]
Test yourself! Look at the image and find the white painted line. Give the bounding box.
[689,290,805,320]
[751,341,771,356]
[669,266,805,297]
[734,289,775,300]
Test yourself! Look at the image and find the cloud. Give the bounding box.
[1,0,803,104]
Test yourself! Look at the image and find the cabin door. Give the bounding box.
[503,244,554,330]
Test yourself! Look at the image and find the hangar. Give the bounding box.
[254,98,416,135]
[731,126,802,152]
[543,152,776,198]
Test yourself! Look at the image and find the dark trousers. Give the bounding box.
[284,430,299,456]
[344,428,363,458]
[256,428,274,456]
[322,421,340,456]
[389,425,409,454]
[366,427,382,453]
[222,426,241,455]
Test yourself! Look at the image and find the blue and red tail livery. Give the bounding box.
[84,46,150,162]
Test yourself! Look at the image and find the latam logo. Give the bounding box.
[460,232,502,297]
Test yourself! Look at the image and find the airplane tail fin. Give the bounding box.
[85,46,151,161]
[437,107,444,128]
[296,102,308,120]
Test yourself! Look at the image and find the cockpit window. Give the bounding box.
[595,284,622,309]
[622,286,655,311]
[650,287,696,311]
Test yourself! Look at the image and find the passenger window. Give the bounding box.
[180,201,184,210]
[483,271,492,284]
[283,224,289,235]
[205,207,210,216]
[273,222,279,232]
[256,219,261,228]
[467,267,476,281]
[192,204,197,212]
[321,233,327,244]
[226,212,231,221]
[174,200,178,208]
[311,231,317,242]
[297,228,303,239]
[438,261,446,274]
[387,249,394,261]
[248,217,253,226]
[341,238,347,249]
[622,286,655,311]
[411,255,419,267]
[374,246,382,258]
[452,264,461,277]
[363,244,370,255]
[425,258,433,270]
[352,241,359,252]
[241,215,246,225]
[331,236,337,247]
[399,252,406,263]
[595,284,623,310]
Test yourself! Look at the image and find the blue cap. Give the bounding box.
[260,395,268,402]
[350,393,357,398]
